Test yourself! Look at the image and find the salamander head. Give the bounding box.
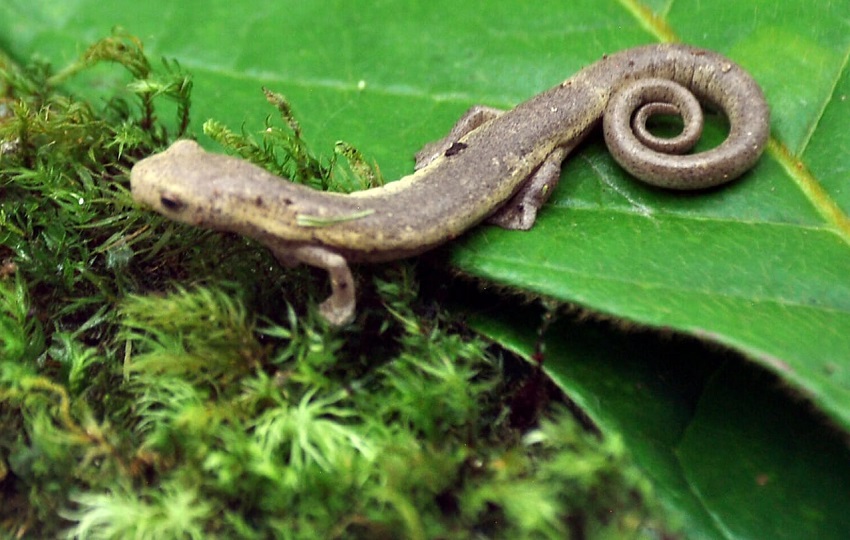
[130,140,221,227]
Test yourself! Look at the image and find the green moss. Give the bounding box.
[203,87,382,193]
[1,33,675,539]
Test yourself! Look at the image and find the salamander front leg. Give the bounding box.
[271,245,356,326]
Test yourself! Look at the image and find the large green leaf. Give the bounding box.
[446,2,850,430]
[469,300,850,539]
[3,1,848,537]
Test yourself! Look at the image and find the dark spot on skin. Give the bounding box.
[159,194,185,212]
[255,196,264,206]
[283,198,293,205]
[444,142,468,157]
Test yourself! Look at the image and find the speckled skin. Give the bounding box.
[130,43,770,325]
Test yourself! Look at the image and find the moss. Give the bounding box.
[0,32,676,539]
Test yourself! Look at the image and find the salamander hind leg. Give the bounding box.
[487,146,569,230]
[271,245,357,326]
[415,105,504,169]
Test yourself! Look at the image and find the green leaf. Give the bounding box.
[469,300,850,539]
[677,364,850,539]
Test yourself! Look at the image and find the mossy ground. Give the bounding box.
[1,32,675,539]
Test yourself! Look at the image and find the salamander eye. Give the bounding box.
[159,193,186,212]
